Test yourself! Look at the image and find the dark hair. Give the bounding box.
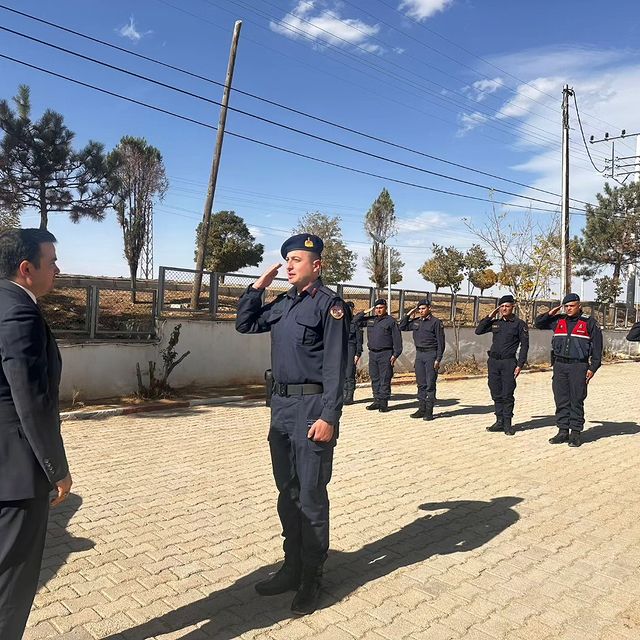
[346,301,355,309]
[0,228,57,278]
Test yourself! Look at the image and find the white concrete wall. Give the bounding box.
[59,320,640,401]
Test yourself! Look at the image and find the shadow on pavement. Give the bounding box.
[39,493,95,588]
[436,404,494,419]
[516,414,556,432]
[582,421,640,443]
[103,496,523,640]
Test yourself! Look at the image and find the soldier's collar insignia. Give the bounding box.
[330,305,344,320]
[304,237,314,248]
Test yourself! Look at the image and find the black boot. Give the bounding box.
[378,400,390,413]
[255,557,301,596]
[549,429,570,444]
[486,417,503,432]
[568,430,582,447]
[291,565,322,615]
[503,417,515,436]
[343,390,354,406]
[423,399,434,421]
[366,400,380,410]
[410,401,426,418]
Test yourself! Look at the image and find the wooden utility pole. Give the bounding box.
[560,85,573,299]
[191,20,242,309]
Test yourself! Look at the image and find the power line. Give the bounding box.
[572,90,608,175]
[0,26,593,211]
[0,51,585,215]
[0,2,596,205]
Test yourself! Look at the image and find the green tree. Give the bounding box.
[107,137,168,300]
[419,244,464,294]
[464,244,491,295]
[293,212,356,283]
[194,211,264,276]
[364,188,403,288]
[574,181,640,293]
[0,85,111,229]
[594,276,622,305]
[0,209,19,232]
[469,268,498,295]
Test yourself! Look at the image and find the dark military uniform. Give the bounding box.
[343,306,363,405]
[626,321,640,342]
[399,311,445,420]
[535,310,602,443]
[236,278,348,582]
[359,312,402,410]
[475,314,529,433]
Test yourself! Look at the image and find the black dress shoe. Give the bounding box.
[486,420,503,432]
[503,419,515,436]
[378,403,390,413]
[291,566,322,615]
[410,407,425,418]
[366,401,380,410]
[549,429,570,444]
[568,431,582,447]
[255,560,301,596]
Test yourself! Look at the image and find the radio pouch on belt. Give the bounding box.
[265,369,274,407]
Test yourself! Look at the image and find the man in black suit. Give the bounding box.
[0,228,72,640]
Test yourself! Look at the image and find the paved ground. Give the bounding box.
[25,363,640,640]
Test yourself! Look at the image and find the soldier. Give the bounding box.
[360,299,402,412]
[475,295,529,436]
[399,299,445,421]
[535,293,603,448]
[235,234,348,615]
[343,301,363,406]
[626,320,640,342]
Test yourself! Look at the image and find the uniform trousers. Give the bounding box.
[487,357,517,419]
[415,350,438,404]
[343,342,357,395]
[552,361,589,431]
[268,394,335,568]
[368,350,394,401]
[0,496,50,640]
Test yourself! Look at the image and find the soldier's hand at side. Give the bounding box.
[390,355,397,366]
[252,263,282,290]
[354,355,360,365]
[514,366,521,378]
[308,419,334,442]
[51,472,72,507]
[586,369,595,384]
[434,360,440,371]
[549,305,563,316]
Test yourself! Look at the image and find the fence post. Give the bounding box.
[157,267,166,316]
[210,272,219,318]
[89,285,99,339]
[369,288,376,308]
[398,289,405,317]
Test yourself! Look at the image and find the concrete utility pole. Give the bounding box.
[191,20,242,310]
[387,244,391,310]
[560,85,573,299]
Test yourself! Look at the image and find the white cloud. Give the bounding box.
[117,16,152,43]
[456,111,488,136]
[464,77,504,102]
[270,1,381,52]
[398,0,454,21]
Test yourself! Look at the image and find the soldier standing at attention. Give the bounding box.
[399,299,445,421]
[343,301,363,406]
[535,293,602,448]
[475,295,529,436]
[360,299,402,412]
[235,234,348,615]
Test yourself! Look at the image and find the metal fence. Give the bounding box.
[156,266,640,329]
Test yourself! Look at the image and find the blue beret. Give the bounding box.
[499,295,515,305]
[280,233,324,259]
[374,298,387,306]
[562,293,580,304]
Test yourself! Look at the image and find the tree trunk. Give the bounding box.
[39,183,48,229]
[129,265,137,304]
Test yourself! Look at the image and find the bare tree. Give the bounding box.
[108,137,168,301]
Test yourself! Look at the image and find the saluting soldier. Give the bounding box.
[475,295,529,436]
[235,234,348,615]
[535,293,602,448]
[343,301,363,406]
[359,299,402,412]
[399,299,445,421]
[626,320,640,343]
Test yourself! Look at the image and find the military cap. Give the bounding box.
[498,294,515,305]
[280,233,323,259]
[346,301,355,309]
[374,298,387,306]
[562,292,580,304]
[417,299,430,307]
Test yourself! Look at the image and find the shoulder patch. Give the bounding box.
[330,304,344,320]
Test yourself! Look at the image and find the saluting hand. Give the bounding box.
[252,263,282,290]
[490,307,500,318]
[308,419,334,442]
[549,305,563,316]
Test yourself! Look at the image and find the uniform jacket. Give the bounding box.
[626,321,640,342]
[399,313,445,361]
[348,312,364,358]
[475,314,529,368]
[0,280,68,501]
[357,313,403,357]
[236,278,349,425]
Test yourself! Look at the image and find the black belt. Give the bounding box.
[488,351,515,360]
[369,347,392,353]
[273,382,323,397]
[554,356,589,364]
[416,347,437,352]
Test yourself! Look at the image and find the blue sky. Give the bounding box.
[2,0,640,294]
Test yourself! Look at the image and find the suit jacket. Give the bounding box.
[0,279,68,501]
